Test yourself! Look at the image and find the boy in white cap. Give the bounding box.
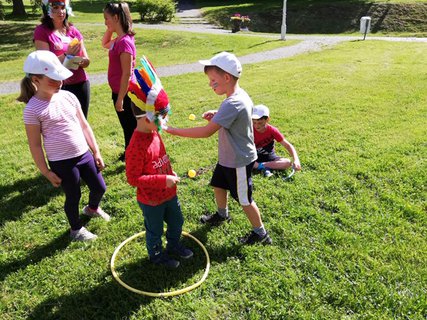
[252,104,301,177]
[165,51,272,245]
[17,51,109,242]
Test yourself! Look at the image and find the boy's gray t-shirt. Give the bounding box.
[212,88,257,168]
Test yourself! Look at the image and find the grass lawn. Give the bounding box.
[0,24,298,83]
[1,36,426,318]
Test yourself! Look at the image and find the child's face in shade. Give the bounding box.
[252,118,269,133]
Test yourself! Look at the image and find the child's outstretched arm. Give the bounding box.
[279,138,301,171]
[25,124,62,187]
[164,121,220,138]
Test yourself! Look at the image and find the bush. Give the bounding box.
[135,0,176,23]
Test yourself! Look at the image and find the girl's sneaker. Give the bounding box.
[82,205,111,221]
[70,227,97,241]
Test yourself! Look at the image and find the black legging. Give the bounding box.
[62,80,90,118]
[112,93,137,151]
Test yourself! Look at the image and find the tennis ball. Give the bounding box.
[188,169,196,178]
[188,114,196,120]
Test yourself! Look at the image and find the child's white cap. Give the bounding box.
[23,50,73,81]
[199,51,242,78]
[252,104,270,119]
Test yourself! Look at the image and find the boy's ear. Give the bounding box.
[224,72,232,82]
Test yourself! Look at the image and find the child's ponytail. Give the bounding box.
[17,76,38,103]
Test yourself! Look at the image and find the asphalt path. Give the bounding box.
[1,14,426,95]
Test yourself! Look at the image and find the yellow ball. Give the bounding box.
[188,169,196,178]
[188,114,196,120]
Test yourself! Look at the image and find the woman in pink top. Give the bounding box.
[102,2,137,161]
[17,50,109,242]
[34,0,91,118]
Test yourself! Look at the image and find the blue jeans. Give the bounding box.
[138,196,184,257]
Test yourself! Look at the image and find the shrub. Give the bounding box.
[135,0,176,23]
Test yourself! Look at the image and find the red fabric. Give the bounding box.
[125,129,176,206]
[154,89,169,112]
[254,124,284,149]
[128,81,147,102]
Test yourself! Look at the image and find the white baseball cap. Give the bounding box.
[23,50,73,81]
[199,51,242,78]
[252,104,270,119]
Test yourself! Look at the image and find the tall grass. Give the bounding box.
[0,39,426,319]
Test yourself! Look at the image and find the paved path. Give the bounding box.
[1,4,426,95]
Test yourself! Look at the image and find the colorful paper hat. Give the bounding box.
[127,56,171,124]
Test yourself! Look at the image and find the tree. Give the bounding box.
[11,0,27,16]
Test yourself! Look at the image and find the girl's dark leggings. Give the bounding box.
[62,80,90,119]
[112,93,137,151]
[49,151,106,231]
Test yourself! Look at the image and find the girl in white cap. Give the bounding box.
[17,50,109,242]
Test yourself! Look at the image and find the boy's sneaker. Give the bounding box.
[70,227,97,241]
[200,212,231,226]
[82,205,111,221]
[150,252,180,269]
[263,169,273,178]
[167,243,194,259]
[238,231,272,245]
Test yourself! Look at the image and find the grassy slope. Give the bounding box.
[1,39,426,319]
[197,0,427,35]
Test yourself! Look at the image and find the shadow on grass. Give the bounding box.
[0,230,71,282]
[71,0,107,14]
[27,270,150,320]
[0,175,62,227]
[0,23,35,62]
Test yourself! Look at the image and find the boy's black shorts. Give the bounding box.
[210,162,255,206]
[256,152,280,163]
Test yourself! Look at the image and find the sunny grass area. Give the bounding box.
[0,23,298,83]
[1,37,426,318]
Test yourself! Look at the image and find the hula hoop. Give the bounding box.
[110,231,210,297]
[282,164,296,181]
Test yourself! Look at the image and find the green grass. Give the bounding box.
[1,37,426,318]
[196,0,427,34]
[0,23,298,83]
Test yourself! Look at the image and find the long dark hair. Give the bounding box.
[104,2,135,36]
[41,4,71,31]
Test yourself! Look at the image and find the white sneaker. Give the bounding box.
[263,169,273,178]
[82,205,111,221]
[70,227,97,241]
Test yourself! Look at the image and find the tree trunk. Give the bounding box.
[12,0,27,16]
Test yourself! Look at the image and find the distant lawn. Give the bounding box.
[1,39,426,319]
[0,23,297,82]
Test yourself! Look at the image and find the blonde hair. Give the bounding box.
[16,75,42,103]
